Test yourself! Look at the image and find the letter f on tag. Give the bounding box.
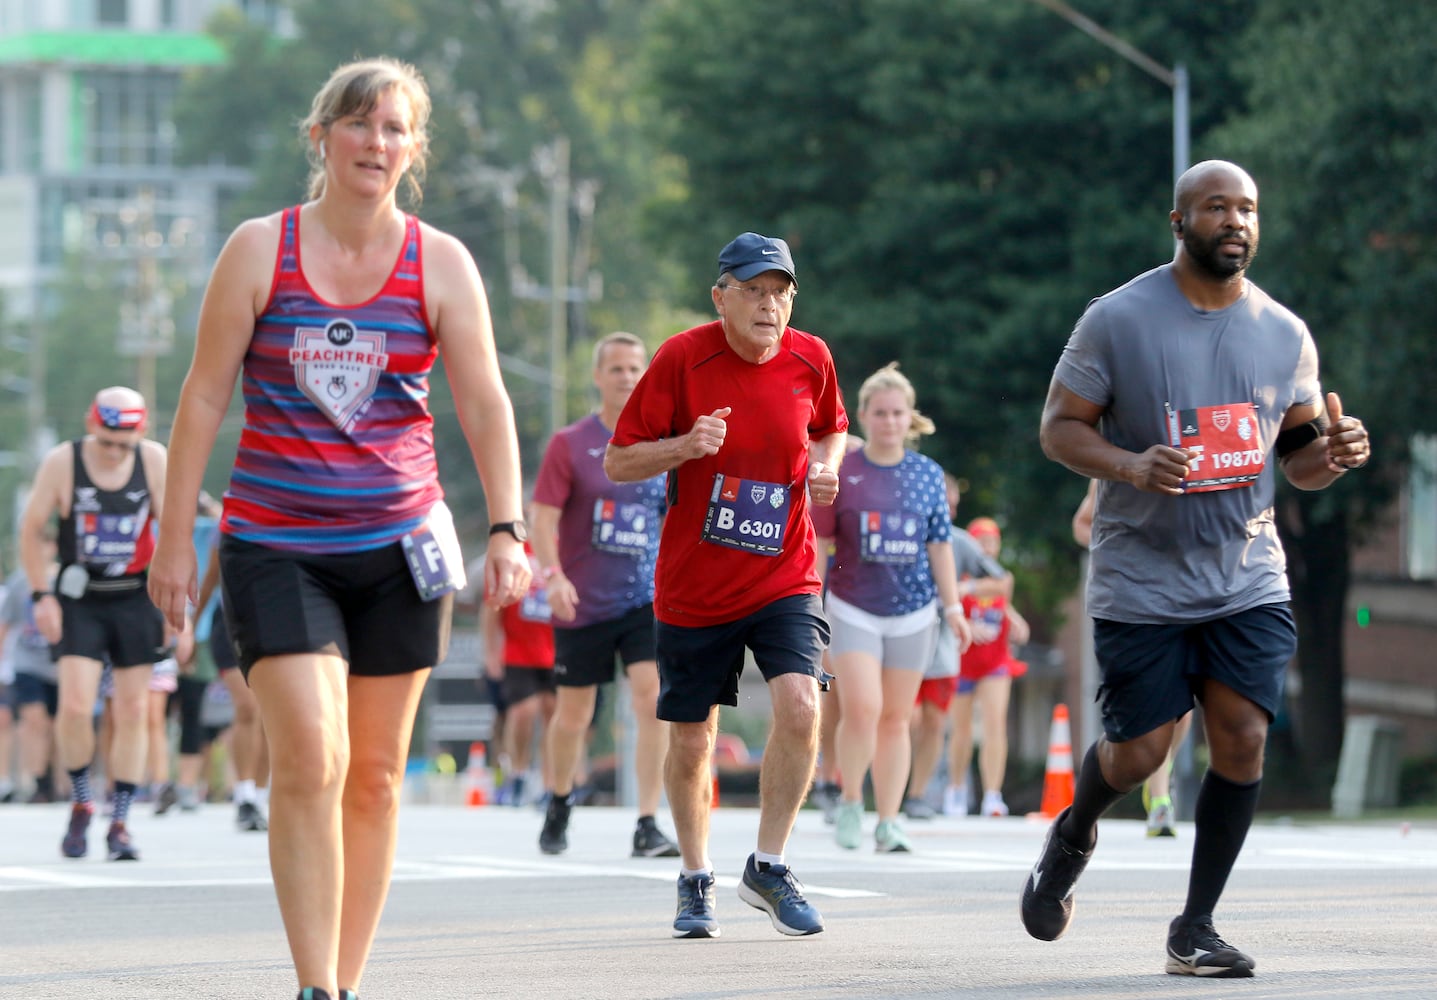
[422,539,444,574]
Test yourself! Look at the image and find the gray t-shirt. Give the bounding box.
[927,527,1008,678]
[1054,264,1320,624]
[1,569,56,683]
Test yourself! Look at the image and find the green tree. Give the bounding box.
[1215,0,1437,790]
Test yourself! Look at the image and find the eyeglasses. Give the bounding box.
[717,282,797,305]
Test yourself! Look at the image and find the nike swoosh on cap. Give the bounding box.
[761,249,780,255]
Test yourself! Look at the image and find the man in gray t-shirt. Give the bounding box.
[1020,160,1372,978]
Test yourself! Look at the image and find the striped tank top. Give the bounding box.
[221,206,443,553]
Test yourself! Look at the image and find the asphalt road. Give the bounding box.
[1,801,1432,999]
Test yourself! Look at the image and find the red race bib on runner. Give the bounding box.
[1168,402,1265,493]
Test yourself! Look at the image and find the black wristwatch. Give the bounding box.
[31,590,52,602]
[488,520,528,543]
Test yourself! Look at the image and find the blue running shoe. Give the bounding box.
[738,854,824,936]
[673,873,720,938]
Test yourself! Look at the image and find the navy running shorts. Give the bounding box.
[655,592,829,724]
[553,603,656,688]
[1093,602,1296,743]
[219,534,452,679]
[13,673,59,717]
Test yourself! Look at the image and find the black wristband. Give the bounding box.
[1275,419,1322,459]
[31,590,51,602]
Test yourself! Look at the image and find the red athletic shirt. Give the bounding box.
[959,593,1017,681]
[610,321,847,626]
[499,544,554,669]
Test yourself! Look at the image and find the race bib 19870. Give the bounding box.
[1167,401,1265,493]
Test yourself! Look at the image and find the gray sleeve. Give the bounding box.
[0,580,24,627]
[1052,296,1113,408]
[1295,322,1322,410]
[951,529,1005,580]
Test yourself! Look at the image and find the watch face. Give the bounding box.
[494,521,527,542]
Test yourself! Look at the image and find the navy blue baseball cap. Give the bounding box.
[717,232,796,283]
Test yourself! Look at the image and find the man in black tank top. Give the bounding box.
[19,386,173,862]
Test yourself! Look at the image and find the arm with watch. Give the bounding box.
[527,503,578,623]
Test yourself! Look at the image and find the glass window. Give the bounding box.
[96,0,129,27]
[81,71,178,168]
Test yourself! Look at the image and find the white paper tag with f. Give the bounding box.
[402,500,467,601]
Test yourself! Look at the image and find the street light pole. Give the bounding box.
[1029,0,1189,187]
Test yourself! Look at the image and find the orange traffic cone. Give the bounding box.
[465,741,492,807]
[1039,704,1075,818]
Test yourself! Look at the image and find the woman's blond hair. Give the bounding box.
[300,57,432,206]
[858,362,936,442]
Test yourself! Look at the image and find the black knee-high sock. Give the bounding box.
[1182,769,1261,924]
[1058,742,1128,850]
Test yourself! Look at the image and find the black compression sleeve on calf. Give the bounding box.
[1275,419,1322,459]
[1182,769,1261,924]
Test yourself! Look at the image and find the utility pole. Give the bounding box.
[508,137,602,439]
[547,136,570,437]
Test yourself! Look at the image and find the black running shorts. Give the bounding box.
[56,587,166,668]
[219,534,452,679]
[552,603,656,688]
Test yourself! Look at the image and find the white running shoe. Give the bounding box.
[981,790,1009,817]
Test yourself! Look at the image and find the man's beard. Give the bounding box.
[1184,227,1258,280]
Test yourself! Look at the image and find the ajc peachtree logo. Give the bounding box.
[290,319,389,431]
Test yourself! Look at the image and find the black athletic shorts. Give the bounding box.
[208,602,238,672]
[56,587,166,668]
[219,535,452,680]
[553,603,656,688]
[655,592,828,724]
[501,665,555,705]
[1093,602,1296,743]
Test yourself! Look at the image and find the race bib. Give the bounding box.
[968,599,1004,644]
[858,510,923,564]
[1167,401,1265,493]
[77,512,142,572]
[591,499,652,557]
[518,584,553,624]
[401,501,466,601]
[701,474,790,556]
